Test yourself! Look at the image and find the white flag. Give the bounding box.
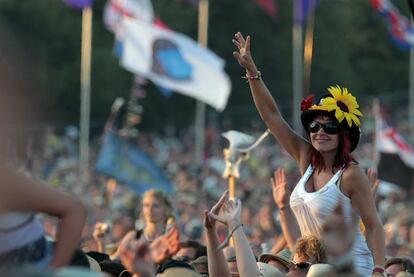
[104,0,154,33]
[120,17,231,111]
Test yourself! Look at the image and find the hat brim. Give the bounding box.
[258,254,291,269]
[300,109,360,152]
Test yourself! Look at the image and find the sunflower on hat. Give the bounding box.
[309,85,363,127]
[300,85,363,152]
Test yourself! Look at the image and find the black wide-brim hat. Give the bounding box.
[300,94,361,152]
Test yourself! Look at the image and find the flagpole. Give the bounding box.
[79,6,93,187]
[292,0,303,133]
[303,2,315,96]
[409,20,414,133]
[195,0,209,163]
[372,98,380,169]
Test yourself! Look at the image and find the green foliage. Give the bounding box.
[0,0,411,132]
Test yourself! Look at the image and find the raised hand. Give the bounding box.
[209,198,242,229]
[270,168,291,209]
[118,231,148,274]
[204,190,229,230]
[118,226,180,275]
[366,168,380,197]
[150,225,180,264]
[232,32,257,73]
[209,198,243,251]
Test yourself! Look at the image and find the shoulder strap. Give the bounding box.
[335,167,346,188]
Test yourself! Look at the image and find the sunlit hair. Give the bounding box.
[141,189,173,223]
[309,117,355,172]
[294,235,327,263]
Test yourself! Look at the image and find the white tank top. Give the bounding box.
[290,165,373,276]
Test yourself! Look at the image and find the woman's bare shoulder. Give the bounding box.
[341,164,370,194]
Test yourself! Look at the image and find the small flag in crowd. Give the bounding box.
[254,0,278,19]
[120,17,231,111]
[95,132,172,195]
[63,0,92,9]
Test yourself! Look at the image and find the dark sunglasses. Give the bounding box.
[309,121,340,135]
[290,261,313,271]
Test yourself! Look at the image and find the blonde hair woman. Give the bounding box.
[139,189,174,242]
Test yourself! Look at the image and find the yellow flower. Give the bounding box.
[311,85,363,127]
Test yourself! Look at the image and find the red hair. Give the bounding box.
[309,127,355,172]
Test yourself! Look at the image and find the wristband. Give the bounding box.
[372,265,385,276]
[242,71,261,83]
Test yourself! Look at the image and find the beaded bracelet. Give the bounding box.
[372,265,385,276]
[242,71,261,83]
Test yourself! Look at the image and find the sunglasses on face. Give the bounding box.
[290,261,313,272]
[309,121,340,135]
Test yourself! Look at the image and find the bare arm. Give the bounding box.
[0,167,87,268]
[270,236,287,254]
[231,224,260,277]
[211,199,260,277]
[343,166,385,267]
[271,169,301,251]
[205,219,231,277]
[233,32,310,167]
[204,192,231,277]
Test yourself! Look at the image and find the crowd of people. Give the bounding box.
[1,32,414,277]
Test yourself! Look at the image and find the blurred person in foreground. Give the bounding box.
[0,167,87,268]
[233,31,385,276]
[0,26,87,269]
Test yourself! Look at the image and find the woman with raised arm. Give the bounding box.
[232,32,385,276]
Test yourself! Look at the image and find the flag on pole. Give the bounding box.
[103,0,154,32]
[370,0,414,49]
[374,105,414,190]
[120,17,231,111]
[254,0,278,19]
[375,109,414,168]
[95,132,173,195]
[104,0,174,96]
[63,0,92,9]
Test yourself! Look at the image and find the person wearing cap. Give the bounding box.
[232,32,385,276]
[190,255,209,276]
[259,248,292,274]
[256,262,284,277]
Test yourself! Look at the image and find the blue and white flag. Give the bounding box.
[120,17,231,111]
[95,133,173,195]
